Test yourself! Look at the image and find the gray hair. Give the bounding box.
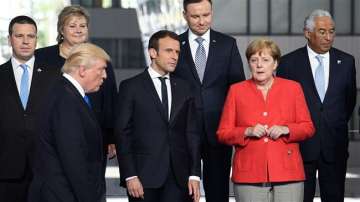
[304,9,333,32]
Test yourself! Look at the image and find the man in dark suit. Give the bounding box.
[115,30,201,202]
[277,9,357,202]
[28,43,110,202]
[173,1,245,201]
[0,16,58,202]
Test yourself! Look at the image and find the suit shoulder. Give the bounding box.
[35,44,59,58]
[331,47,354,59]
[0,60,11,73]
[119,71,146,88]
[211,29,236,42]
[281,47,306,60]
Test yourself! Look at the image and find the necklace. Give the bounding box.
[59,43,71,59]
[256,78,274,91]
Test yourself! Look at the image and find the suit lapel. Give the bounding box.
[26,61,45,111]
[300,47,323,103]
[141,71,169,123]
[181,31,202,84]
[324,48,338,103]
[3,61,24,111]
[169,76,182,124]
[202,30,216,87]
[62,77,99,125]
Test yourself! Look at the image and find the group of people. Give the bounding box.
[0,0,356,202]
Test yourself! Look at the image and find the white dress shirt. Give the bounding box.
[63,73,85,97]
[188,28,210,62]
[307,45,330,92]
[147,66,172,119]
[11,56,35,94]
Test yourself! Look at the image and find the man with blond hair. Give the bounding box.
[28,43,110,202]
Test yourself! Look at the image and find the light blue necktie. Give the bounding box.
[84,95,92,108]
[315,55,325,102]
[195,37,206,82]
[19,64,29,109]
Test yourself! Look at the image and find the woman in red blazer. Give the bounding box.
[217,39,315,202]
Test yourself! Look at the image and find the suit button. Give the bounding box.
[264,138,269,143]
[287,150,292,155]
[264,125,268,129]
[23,114,28,117]
[263,112,268,116]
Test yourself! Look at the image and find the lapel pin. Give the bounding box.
[337,60,341,64]
[212,39,216,43]
[37,68,43,72]
[182,41,186,45]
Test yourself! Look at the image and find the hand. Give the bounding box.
[246,124,267,138]
[188,179,200,202]
[107,144,117,159]
[267,125,289,140]
[126,177,144,199]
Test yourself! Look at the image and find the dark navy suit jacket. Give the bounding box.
[277,46,356,162]
[174,29,245,146]
[0,59,58,180]
[115,70,201,189]
[29,77,104,202]
[35,45,117,145]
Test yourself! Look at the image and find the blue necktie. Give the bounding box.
[84,95,92,108]
[195,37,206,82]
[315,55,325,102]
[19,64,29,109]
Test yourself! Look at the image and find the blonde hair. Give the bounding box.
[62,43,110,74]
[57,5,90,43]
[246,38,281,62]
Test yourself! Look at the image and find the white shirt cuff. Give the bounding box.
[189,176,200,181]
[125,176,138,181]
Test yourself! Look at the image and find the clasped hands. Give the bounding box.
[245,124,289,140]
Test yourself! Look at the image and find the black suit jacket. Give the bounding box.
[35,44,117,145]
[173,29,245,146]
[277,46,357,162]
[29,77,104,202]
[115,70,201,189]
[0,59,58,179]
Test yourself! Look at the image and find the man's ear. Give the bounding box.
[78,65,87,77]
[149,48,157,60]
[304,29,310,40]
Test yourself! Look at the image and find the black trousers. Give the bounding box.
[202,138,232,202]
[128,168,192,202]
[303,153,348,202]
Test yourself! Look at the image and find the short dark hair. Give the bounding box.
[148,30,179,51]
[183,0,212,11]
[8,15,37,35]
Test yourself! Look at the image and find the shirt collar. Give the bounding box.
[307,44,329,59]
[11,56,35,71]
[188,28,210,44]
[148,66,170,79]
[63,73,86,97]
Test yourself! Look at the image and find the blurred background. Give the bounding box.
[0,0,359,200]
